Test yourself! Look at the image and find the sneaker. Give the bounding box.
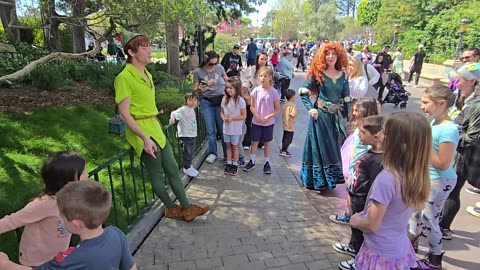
[466,187,480,195]
[466,206,480,218]
[263,161,272,174]
[206,154,217,163]
[237,159,246,167]
[414,84,418,88]
[333,243,356,257]
[224,164,232,175]
[183,167,199,177]
[243,146,250,150]
[338,258,355,270]
[182,204,211,222]
[329,213,350,225]
[243,160,256,172]
[279,150,292,157]
[441,228,453,240]
[229,165,238,176]
[405,82,411,86]
[476,202,480,207]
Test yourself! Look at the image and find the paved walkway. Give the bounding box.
[134,74,479,270]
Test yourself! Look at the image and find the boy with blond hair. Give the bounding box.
[0,181,137,270]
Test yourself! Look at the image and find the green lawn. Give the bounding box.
[0,105,130,262]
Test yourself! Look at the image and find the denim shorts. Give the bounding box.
[224,134,240,145]
[251,124,274,142]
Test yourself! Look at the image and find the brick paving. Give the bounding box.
[134,147,350,269]
[134,75,479,270]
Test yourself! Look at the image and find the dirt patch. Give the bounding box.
[0,83,115,114]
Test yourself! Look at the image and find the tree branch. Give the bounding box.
[0,18,118,85]
[0,1,15,6]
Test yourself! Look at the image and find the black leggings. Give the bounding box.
[439,173,467,230]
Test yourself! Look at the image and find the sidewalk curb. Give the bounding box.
[126,142,209,254]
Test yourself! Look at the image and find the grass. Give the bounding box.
[0,105,130,262]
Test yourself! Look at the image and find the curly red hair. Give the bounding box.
[307,42,348,84]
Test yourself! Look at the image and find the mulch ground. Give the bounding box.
[0,83,114,114]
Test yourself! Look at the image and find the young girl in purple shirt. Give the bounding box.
[350,112,432,269]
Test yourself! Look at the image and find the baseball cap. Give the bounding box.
[233,45,240,49]
[448,62,480,81]
[418,44,424,49]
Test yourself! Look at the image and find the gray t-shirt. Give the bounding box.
[193,64,226,98]
[35,226,134,270]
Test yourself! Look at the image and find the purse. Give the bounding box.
[205,95,224,106]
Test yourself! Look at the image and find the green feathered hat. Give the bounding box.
[121,30,143,50]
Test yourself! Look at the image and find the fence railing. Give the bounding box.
[13,108,207,246]
[88,108,207,232]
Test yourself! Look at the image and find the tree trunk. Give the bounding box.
[165,21,181,76]
[41,0,61,51]
[0,0,20,45]
[71,0,86,53]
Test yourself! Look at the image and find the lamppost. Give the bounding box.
[392,23,400,50]
[453,18,470,60]
[365,26,372,45]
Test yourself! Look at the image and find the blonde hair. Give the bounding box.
[258,66,274,86]
[347,58,364,79]
[383,112,431,210]
[57,180,111,229]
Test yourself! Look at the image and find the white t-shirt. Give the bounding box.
[171,106,197,137]
[222,97,246,135]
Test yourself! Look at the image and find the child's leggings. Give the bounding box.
[238,122,247,159]
[409,177,457,255]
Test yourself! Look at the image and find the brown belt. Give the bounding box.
[133,115,159,121]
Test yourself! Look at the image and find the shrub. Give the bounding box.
[155,87,185,116]
[29,64,74,91]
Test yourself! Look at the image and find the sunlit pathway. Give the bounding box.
[133,72,479,270]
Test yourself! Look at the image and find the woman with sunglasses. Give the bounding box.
[193,50,229,164]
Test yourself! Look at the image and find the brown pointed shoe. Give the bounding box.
[183,204,211,222]
[165,204,184,220]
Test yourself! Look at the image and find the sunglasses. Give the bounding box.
[208,62,217,66]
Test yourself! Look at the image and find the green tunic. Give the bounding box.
[114,63,166,156]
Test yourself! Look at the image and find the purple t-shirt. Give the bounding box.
[251,86,280,126]
[361,170,414,259]
[222,96,246,135]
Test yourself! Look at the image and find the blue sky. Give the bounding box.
[247,0,276,27]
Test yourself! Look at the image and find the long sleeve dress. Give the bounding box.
[300,72,350,190]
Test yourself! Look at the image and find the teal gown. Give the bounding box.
[300,72,350,190]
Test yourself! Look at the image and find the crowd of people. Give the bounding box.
[0,31,479,270]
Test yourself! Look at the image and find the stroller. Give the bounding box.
[382,72,410,109]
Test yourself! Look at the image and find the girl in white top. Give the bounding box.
[347,57,369,99]
[221,76,247,176]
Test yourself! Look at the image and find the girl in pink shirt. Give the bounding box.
[0,151,88,267]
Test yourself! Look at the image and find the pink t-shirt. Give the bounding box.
[251,86,280,126]
[222,96,246,135]
[0,196,71,266]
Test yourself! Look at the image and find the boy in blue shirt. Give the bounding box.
[0,181,137,270]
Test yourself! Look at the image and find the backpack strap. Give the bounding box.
[364,63,370,81]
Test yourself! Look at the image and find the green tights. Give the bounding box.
[141,140,191,209]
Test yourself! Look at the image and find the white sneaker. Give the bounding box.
[205,154,217,163]
[190,167,199,175]
[243,146,250,150]
[183,167,199,177]
[405,82,411,86]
